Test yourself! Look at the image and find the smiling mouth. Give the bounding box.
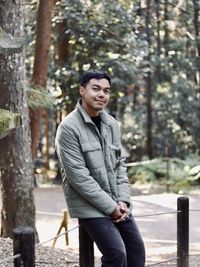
[96,100,105,104]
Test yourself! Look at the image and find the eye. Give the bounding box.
[92,87,99,91]
[104,89,110,94]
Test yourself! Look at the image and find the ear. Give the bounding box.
[79,86,85,96]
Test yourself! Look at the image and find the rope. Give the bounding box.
[36,210,62,217]
[36,209,200,218]
[135,210,181,218]
[189,253,200,256]
[35,225,79,248]
[126,157,199,167]
[126,158,160,167]
[0,253,21,264]
[189,209,200,212]
[146,256,179,266]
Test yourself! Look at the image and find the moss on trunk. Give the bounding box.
[0,27,25,54]
[0,109,21,139]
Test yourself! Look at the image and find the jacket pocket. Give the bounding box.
[81,142,103,169]
[109,144,121,170]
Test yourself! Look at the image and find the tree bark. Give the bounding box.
[30,0,54,161]
[0,0,36,238]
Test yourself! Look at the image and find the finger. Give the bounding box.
[120,208,129,213]
[114,214,127,223]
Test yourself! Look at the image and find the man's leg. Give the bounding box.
[115,215,145,267]
[79,218,127,267]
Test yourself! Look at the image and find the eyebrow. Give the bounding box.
[92,84,110,89]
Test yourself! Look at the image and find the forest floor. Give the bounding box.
[0,182,200,266]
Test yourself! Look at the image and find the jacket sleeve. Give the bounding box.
[114,122,131,206]
[55,123,117,216]
[116,145,131,206]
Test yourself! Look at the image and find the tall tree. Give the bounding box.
[155,0,161,79]
[145,0,153,159]
[29,0,54,161]
[192,0,200,87]
[0,0,36,237]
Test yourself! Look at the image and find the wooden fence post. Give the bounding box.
[13,227,23,267]
[177,196,189,267]
[79,223,94,267]
[52,209,69,248]
[13,226,35,267]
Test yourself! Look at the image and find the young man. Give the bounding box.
[55,70,145,267]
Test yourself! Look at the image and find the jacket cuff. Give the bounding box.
[105,202,118,216]
[118,199,131,208]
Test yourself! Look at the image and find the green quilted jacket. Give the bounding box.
[55,100,131,218]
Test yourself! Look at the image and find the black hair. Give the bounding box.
[80,70,111,87]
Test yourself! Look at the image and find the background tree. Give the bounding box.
[29,0,55,162]
[145,0,153,158]
[192,0,200,87]
[0,0,36,237]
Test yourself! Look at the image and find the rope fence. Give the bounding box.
[189,209,200,212]
[134,210,181,217]
[0,196,199,266]
[0,253,21,265]
[146,256,179,267]
[35,225,79,248]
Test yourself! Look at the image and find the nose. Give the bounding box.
[98,89,104,98]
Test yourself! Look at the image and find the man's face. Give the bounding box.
[80,78,110,117]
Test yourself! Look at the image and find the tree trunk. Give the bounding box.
[44,110,50,169]
[164,0,169,57]
[30,0,54,161]
[56,19,72,65]
[155,0,161,80]
[145,0,153,159]
[192,0,200,87]
[0,0,36,238]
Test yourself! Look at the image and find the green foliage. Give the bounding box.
[128,156,200,193]
[0,109,21,138]
[118,0,200,160]
[27,83,55,110]
[51,0,139,113]
[0,26,25,54]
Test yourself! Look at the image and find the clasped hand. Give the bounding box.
[110,201,129,223]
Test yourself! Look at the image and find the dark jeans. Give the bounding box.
[79,215,145,267]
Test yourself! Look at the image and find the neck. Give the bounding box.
[81,102,100,117]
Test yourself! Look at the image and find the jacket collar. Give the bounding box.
[76,99,112,126]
